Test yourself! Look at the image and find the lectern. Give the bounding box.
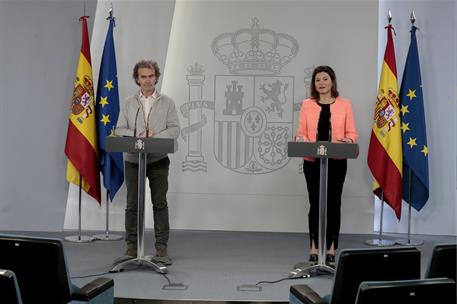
[288,141,359,278]
[106,136,177,274]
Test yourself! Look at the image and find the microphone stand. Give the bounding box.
[133,105,141,137]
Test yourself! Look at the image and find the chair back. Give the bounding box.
[355,278,456,304]
[329,246,421,304]
[0,234,73,304]
[426,243,456,282]
[0,269,23,304]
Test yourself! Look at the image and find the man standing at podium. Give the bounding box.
[115,60,180,265]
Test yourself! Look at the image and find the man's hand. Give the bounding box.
[138,130,155,138]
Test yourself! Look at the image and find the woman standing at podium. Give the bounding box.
[296,66,358,267]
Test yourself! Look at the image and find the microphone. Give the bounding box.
[328,111,332,142]
[133,105,141,138]
[145,106,153,137]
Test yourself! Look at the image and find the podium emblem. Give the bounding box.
[317,144,327,156]
[135,139,145,151]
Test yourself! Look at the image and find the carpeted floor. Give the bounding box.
[2,230,455,303]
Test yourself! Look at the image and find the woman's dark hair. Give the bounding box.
[133,60,161,85]
[309,65,339,100]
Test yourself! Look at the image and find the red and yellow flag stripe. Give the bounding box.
[64,16,100,203]
[368,24,402,219]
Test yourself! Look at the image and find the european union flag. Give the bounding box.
[399,25,429,211]
[96,17,124,201]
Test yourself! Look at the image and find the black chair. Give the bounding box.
[289,247,421,304]
[0,234,114,304]
[426,243,456,282]
[0,269,23,304]
[355,278,456,304]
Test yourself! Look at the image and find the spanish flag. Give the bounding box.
[367,24,402,219]
[64,16,101,204]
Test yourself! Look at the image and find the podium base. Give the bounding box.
[290,261,335,278]
[64,235,94,243]
[93,233,123,241]
[110,255,168,274]
[395,238,424,246]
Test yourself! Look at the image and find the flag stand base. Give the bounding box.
[93,233,123,241]
[395,238,424,246]
[365,239,396,246]
[64,235,94,243]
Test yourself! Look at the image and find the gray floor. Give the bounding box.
[4,230,456,303]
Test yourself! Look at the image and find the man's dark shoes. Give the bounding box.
[125,247,137,257]
[308,254,318,265]
[325,254,335,268]
[152,247,173,265]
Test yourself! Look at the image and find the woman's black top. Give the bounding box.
[317,102,331,141]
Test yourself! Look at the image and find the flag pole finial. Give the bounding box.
[106,3,115,25]
[410,10,416,25]
[388,10,392,24]
[107,3,114,20]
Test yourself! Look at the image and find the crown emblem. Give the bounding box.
[211,18,299,75]
[188,62,205,75]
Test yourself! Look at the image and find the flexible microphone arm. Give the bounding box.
[328,111,332,142]
[133,106,141,137]
[145,106,153,137]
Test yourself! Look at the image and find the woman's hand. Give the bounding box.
[337,138,353,143]
[295,136,309,142]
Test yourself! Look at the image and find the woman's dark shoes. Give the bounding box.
[325,254,335,268]
[308,253,318,265]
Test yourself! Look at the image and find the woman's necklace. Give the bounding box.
[318,97,335,104]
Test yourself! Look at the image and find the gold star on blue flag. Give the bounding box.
[399,25,429,211]
[96,16,124,201]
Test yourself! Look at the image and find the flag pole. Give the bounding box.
[366,10,397,247]
[93,4,123,241]
[396,169,424,246]
[93,190,123,241]
[365,191,395,246]
[395,11,424,247]
[64,14,97,243]
[65,175,94,242]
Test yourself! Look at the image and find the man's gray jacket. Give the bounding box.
[115,91,180,163]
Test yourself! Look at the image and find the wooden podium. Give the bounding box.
[288,141,359,278]
[106,136,177,274]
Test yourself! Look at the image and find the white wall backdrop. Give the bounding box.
[0,0,98,231]
[65,0,379,234]
[162,0,378,233]
[0,0,454,236]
